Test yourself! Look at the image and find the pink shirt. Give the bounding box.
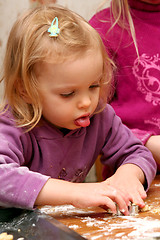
[89,0,160,146]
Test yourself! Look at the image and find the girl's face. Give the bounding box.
[35,50,103,130]
[140,0,160,3]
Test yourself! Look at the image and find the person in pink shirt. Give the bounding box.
[89,0,160,175]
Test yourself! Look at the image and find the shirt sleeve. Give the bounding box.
[101,105,157,191]
[0,115,49,209]
[131,128,156,145]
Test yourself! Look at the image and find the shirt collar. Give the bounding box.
[128,0,160,12]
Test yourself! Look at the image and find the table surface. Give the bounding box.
[39,175,160,240]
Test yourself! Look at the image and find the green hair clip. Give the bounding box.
[48,17,60,37]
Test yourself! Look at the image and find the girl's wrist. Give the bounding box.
[116,164,145,184]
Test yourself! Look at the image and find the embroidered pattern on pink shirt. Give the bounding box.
[132,53,160,130]
[133,53,160,106]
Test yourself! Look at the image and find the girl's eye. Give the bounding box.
[60,91,75,98]
[89,84,100,89]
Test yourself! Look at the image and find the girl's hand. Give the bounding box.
[105,164,147,209]
[71,181,130,215]
[35,178,129,215]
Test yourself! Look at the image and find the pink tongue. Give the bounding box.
[75,116,90,127]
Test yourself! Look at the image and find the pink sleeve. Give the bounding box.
[131,128,155,145]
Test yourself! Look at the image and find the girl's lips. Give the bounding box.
[74,115,90,127]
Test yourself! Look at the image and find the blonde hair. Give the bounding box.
[0,5,113,131]
[102,0,138,55]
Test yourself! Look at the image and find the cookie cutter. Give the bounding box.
[116,202,139,216]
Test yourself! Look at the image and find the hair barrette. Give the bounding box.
[48,17,60,37]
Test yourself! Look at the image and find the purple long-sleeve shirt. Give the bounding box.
[89,0,160,146]
[0,104,156,209]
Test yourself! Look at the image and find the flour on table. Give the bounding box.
[151,207,160,214]
[82,215,160,239]
[39,204,160,239]
[153,183,160,187]
[69,225,80,230]
[39,204,95,215]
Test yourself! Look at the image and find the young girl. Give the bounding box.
[89,0,160,173]
[0,4,156,215]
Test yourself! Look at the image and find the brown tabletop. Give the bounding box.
[40,175,160,240]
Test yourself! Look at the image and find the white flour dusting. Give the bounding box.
[82,215,160,239]
[39,204,95,215]
[154,183,160,187]
[69,224,80,230]
[90,235,103,240]
[39,204,160,239]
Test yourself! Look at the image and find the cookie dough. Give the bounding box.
[140,205,151,212]
[0,232,13,240]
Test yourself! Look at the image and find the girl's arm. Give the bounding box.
[100,106,156,208]
[145,135,160,165]
[35,178,130,215]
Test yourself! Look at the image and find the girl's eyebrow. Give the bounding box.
[54,85,76,90]
[53,73,103,91]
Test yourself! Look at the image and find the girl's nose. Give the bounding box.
[77,94,91,109]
